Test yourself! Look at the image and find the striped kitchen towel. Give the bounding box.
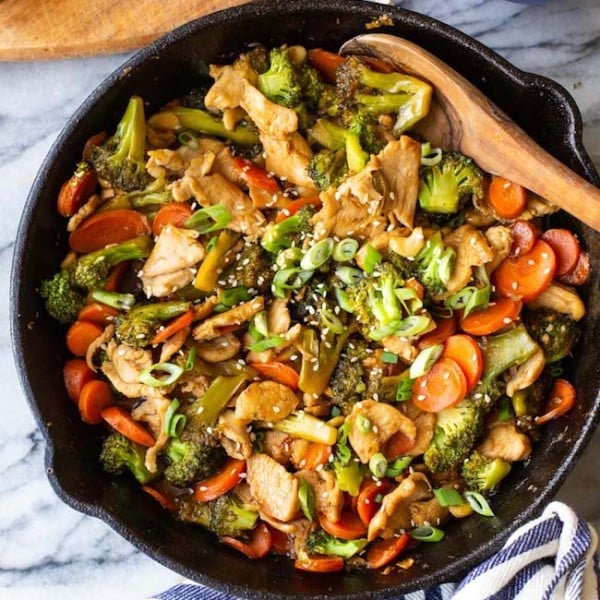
[151,501,599,600]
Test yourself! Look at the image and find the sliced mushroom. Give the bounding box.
[235,381,299,422]
[218,409,253,460]
[196,332,242,363]
[526,282,586,321]
[506,347,545,398]
[477,422,532,462]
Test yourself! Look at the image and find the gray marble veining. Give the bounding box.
[2,1,600,598]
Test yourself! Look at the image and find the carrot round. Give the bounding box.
[69,209,151,253]
[63,358,96,403]
[221,522,272,559]
[535,378,576,425]
[509,220,538,257]
[366,533,410,569]
[417,315,457,349]
[412,357,468,413]
[307,48,345,82]
[152,202,194,236]
[57,165,97,217]
[487,177,527,219]
[233,157,279,193]
[276,197,322,223]
[104,261,129,292]
[194,459,246,503]
[142,485,177,511]
[100,405,155,447]
[357,480,394,527]
[384,431,416,460]
[540,229,581,276]
[267,525,293,555]
[78,380,113,424]
[66,320,104,357]
[442,335,483,393]
[460,297,522,336]
[250,361,299,390]
[294,555,344,573]
[494,239,556,302]
[302,443,332,471]
[151,308,195,346]
[319,510,368,540]
[78,302,120,327]
[558,250,590,286]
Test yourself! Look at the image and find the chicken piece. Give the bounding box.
[204,64,246,111]
[388,227,426,258]
[296,469,344,523]
[86,324,115,371]
[484,226,513,273]
[506,347,545,398]
[519,194,559,220]
[218,409,253,460]
[235,381,299,422]
[193,297,265,341]
[178,372,210,399]
[131,393,172,472]
[400,402,436,457]
[381,335,418,363]
[263,430,294,464]
[375,136,422,228]
[195,332,242,363]
[246,453,300,522]
[409,498,449,527]
[267,299,291,335]
[347,400,417,464]
[111,343,153,383]
[141,225,205,298]
[159,327,190,363]
[146,148,189,178]
[478,421,532,462]
[211,146,246,188]
[526,282,586,321]
[67,194,103,232]
[367,472,432,541]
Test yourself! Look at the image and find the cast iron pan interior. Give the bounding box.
[10,0,600,597]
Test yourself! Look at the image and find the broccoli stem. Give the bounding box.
[115,95,146,165]
[269,412,337,445]
[189,374,248,425]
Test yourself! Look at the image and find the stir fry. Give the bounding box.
[41,43,589,573]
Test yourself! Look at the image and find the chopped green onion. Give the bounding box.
[445,286,476,311]
[271,412,338,445]
[433,487,464,507]
[163,398,187,438]
[334,288,354,313]
[247,335,284,352]
[300,238,334,270]
[498,397,515,422]
[335,422,352,465]
[319,308,344,334]
[382,351,399,364]
[438,247,456,286]
[362,244,382,274]
[420,142,442,166]
[395,315,431,338]
[368,452,388,478]
[333,238,359,262]
[463,285,491,318]
[178,130,199,150]
[276,247,304,269]
[272,267,314,291]
[395,286,423,315]
[184,204,232,234]
[139,362,184,387]
[253,311,270,338]
[549,362,564,377]
[385,456,412,477]
[335,266,364,285]
[464,491,495,517]
[395,377,414,402]
[331,406,341,417]
[356,414,372,434]
[409,526,445,542]
[409,344,443,379]
[184,346,197,372]
[298,478,315,521]
[91,290,136,311]
[215,286,251,311]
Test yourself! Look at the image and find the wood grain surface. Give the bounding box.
[0,0,252,61]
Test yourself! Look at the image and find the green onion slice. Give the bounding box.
[335,266,364,285]
[381,351,399,364]
[178,130,199,150]
[184,204,232,234]
[362,244,382,274]
[433,487,464,507]
[463,285,491,318]
[139,362,184,387]
[395,377,414,402]
[206,236,218,252]
[300,238,334,271]
[438,248,456,286]
[320,308,344,335]
[356,414,372,434]
[334,288,353,313]
[385,456,412,477]
[420,143,442,167]
[464,491,495,517]
[395,315,431,338]
[276,247,304,269]
[253,311,270,338]
[247,335,284,353]
[272,267,314,291]
[498,397,515,422]
[184,347,197,372]
[410,526,445,542]
[91,290,136,311]
[395,287,423,314]
[368,452,388,478]
[446,286,476,311]
[298,478,316,521]
[163,398,187,438]
[333,238,359,262]
[409,344,443,379]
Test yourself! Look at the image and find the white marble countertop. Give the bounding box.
[2,1,600,598]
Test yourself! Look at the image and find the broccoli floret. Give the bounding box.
[307,530,367,559]
[89,96,150,191]
[221,243,274,295]
[114,300,191,347]
[329,338,368,415]
[419,152,485,215]
[461,451,511,494]
[412,232,456,297]
[164,437,226,488]
[72,236,153,290]
[257,47,303,108]
[260,205,315,253]
[40,270,86,324]
[523,309,580,363]
[424,399,485,473]
[308,148,348,191]
[309,118,348,151]
[100,432,155,484]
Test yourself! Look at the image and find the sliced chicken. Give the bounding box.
[526,282,586,321]
[235,381,299,422]
[478,422,532,462]
[263,430,294,464]
[204,64,246,111]
[86,324,115,371]
[484,225,513,273]
[130,393,171,473]
[506,347,545,398]
[67,194,103,232]
[195,332,241,363]
[218,409,253,460]
[381,335,419,363]
[159,327,190,363]
[193,297,265,341]
[267,299,291,335]
[409,497,449,527]
[246,453,300,522]
[110,343,153,383]
[296,468,344,523]
[400,402,436,457]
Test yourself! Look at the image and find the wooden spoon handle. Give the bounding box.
[341,34,600,232]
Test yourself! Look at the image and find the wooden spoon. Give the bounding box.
[340,33,600,232]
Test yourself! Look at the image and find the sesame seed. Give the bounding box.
[528,259,536,266]
[417,394,426,401]
[502,317,512,324]
[542,252,549,259]
[511,281,518,290]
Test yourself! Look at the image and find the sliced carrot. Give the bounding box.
[78,380,113,424]
[417,315,457,349]
[69,209,151,253]
[193,459,246,503]
[104,261,129,292]
[66,320,104,357]
[152,202,194,236]
[141,485,177,511]
[509,220,538,257]
[493,239,556,302]
[357,480,394,527]
[540,229,581,276]
[307,48,345,83]
[233,157,279,193]
[57,164,97,217]
[294,555,345,573]
[250,361,299,391]
[63,358,96,403]
[78,302,120,327]
[412,357,468,413]
[275,197,322,223]
[150,308,195,346]
[267,525,293,555]
[366,533,411,569]
[460,297,522,337]
[319,510,368,540]
[558,250,590,286]
[487,177,527,219]
[82,131,107,162]
[221,522,272,559]
[384,431,416,460]
[302,443,332,471]
[100,405,155,447]
[442,334,483,392]
[535,378,576,425]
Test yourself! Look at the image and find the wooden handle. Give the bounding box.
[342,34,600,232]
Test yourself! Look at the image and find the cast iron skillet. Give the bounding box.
[10,0,600,597]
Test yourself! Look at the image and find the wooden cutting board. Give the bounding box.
[0,0,252,61]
